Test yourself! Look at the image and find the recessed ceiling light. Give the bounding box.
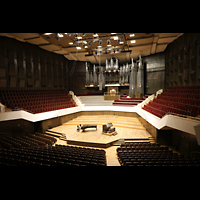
[84,46,88,48]
[107,44,111,47]
[58,33,64,37]
[44,33,52,35]
[93,33,98,37]
[111,33,116,34]
[69,42,73,45]
[131,40,136,43]
[120,41,124,44]
[76,47,81,49]
[77,36,82,39]
[113,36,118,40]
[98,45,102,48]
[130,34,135,37]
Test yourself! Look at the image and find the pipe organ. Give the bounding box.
[85,55,144,97]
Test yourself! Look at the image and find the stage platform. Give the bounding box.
[48,115,152,148]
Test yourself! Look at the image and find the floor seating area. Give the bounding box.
[117,142,200,166]
[0,89,76,114]
[0,133,57,149]
[113,94,145,106]
[142,86,200,118]
[0,144,107,166]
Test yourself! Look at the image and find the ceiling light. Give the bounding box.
[113,36,118,40]
[98,45,102,48]
[88,41,92,46]
[44,33,52,35]
[111,33,116,34]
[58,33,64,37]
[93,33,98,37]
[131,40,136,43]
[120,41,124,44]
[107,44,111,47]
[99,40,102,45]
[69,42,73,45]
[65,33,71,37]
[130,34,135,37]
[77,36,82,39]
[84,46,88,48]
[76,47,81,49]
[107,39,111,45]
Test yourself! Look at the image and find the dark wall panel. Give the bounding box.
[165,33,200,88]
[0,36,69,91]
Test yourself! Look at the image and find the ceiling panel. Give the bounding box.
[26,37,49,45]
[39,44,61,51]
[0,33,184,64]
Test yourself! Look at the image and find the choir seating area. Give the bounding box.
[0,89,76,114]
[117,142,200,166]
[113,94,145,106]
[142,86,200,118]
[0,143,107,166]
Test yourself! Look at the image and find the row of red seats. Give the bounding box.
[143,105,166,118]
[148,102,189,116]
[153,98,199,117]
[0,89,76,114]
[142,86,200,118]
[157,95,200,106]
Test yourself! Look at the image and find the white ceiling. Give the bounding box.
[0,32,183,65]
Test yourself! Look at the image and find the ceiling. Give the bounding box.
[0,33,183,65]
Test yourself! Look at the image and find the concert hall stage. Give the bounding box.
[48,115,152,148]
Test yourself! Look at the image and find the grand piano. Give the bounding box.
[77,124,97,132]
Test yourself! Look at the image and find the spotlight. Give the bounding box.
[88,41,92,46]
[107,39,111,45]
[82,33,85,36]
[99,40,102,45]
[55,33,59,41]
[74,33,78,38]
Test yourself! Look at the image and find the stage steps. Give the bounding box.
[45,130,67,141]
[78,95,114,106]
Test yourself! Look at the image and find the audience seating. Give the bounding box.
[0,144,107,166]
[113,94,145,106]
[142,86,200,118]
[0,133,57,149]
[0,89,76,114]
[117,142,200,166]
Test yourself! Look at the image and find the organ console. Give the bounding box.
[102,123,118,136]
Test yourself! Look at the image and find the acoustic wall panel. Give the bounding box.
[0,36,69,90]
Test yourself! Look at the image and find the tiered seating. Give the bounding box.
[0,89,76,114]
[0,144,107,166]
[142,86,200,118]
[0,133,57,149]
[113,94,145,106]
[117,142,200,166]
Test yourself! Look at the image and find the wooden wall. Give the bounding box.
[0,36,69,90]
[165,33,200,88]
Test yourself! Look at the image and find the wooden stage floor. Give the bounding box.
[50,115,152,148]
